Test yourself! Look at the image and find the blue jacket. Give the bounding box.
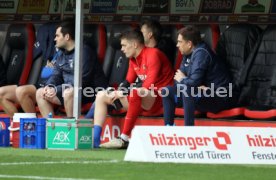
[179,42,231,88]
[46,44,108,94]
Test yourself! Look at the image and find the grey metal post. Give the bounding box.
[73,0,83,118]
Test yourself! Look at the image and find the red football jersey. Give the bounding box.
[126,47,174,90]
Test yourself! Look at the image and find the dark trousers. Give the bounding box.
[161,84,236,126]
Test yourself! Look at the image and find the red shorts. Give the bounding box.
[127,91,163,115]
[144,95,162,114]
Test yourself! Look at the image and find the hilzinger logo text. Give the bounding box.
[247,135,276,147]
[149,132,231,150]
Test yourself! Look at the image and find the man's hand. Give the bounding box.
[107,90,124,104]
[46,60,55,68]
[174,69,186,83]
[198,85,209,91]
[43,85,57,100]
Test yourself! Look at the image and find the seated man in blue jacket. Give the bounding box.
[36,20,108,117]
[162,25,236,126]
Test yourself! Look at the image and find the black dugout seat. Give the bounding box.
[0,23,35,112]
[103,24,136,88]
[158,24,180,67]
[22,22,58,114]
[198,24,220,51]
[239,25,276,119]
[1,23,35,85]
[173,24,184,71]
[78,24,107,112]
[207,24,262,119]
[0,54,6,87]
[83,24,107,64]
[101,24,137,115]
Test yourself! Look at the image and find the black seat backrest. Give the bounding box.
[0,29,7,51]
[1,23,35,85]
[198,24,220,51]
[239,25,276,108]
[103,25,135,87]
[159,25,178,66]
[0,54,6,86]
[216,24,262,91]
[83,24,107,64]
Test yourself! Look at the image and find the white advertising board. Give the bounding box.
[125,126,276,164]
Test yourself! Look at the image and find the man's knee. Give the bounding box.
[0,87,11,101]
[36,88,44,100]
[0,87,10,99]
[96,90,107,101]
[0,88,5,99]
[16,86,28,99]
[63,88,74,101]
[131,88,155,99]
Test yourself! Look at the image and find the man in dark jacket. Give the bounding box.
[36,20,107,117]
[162,25,235,126]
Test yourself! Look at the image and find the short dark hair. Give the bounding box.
[58,19,75,40]
[120,29,144,44]
[178,25,202,46]
[141,19,163,42]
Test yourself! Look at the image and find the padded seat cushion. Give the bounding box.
[207,107,245,119]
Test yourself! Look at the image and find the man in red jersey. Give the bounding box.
[93,29,174,149]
